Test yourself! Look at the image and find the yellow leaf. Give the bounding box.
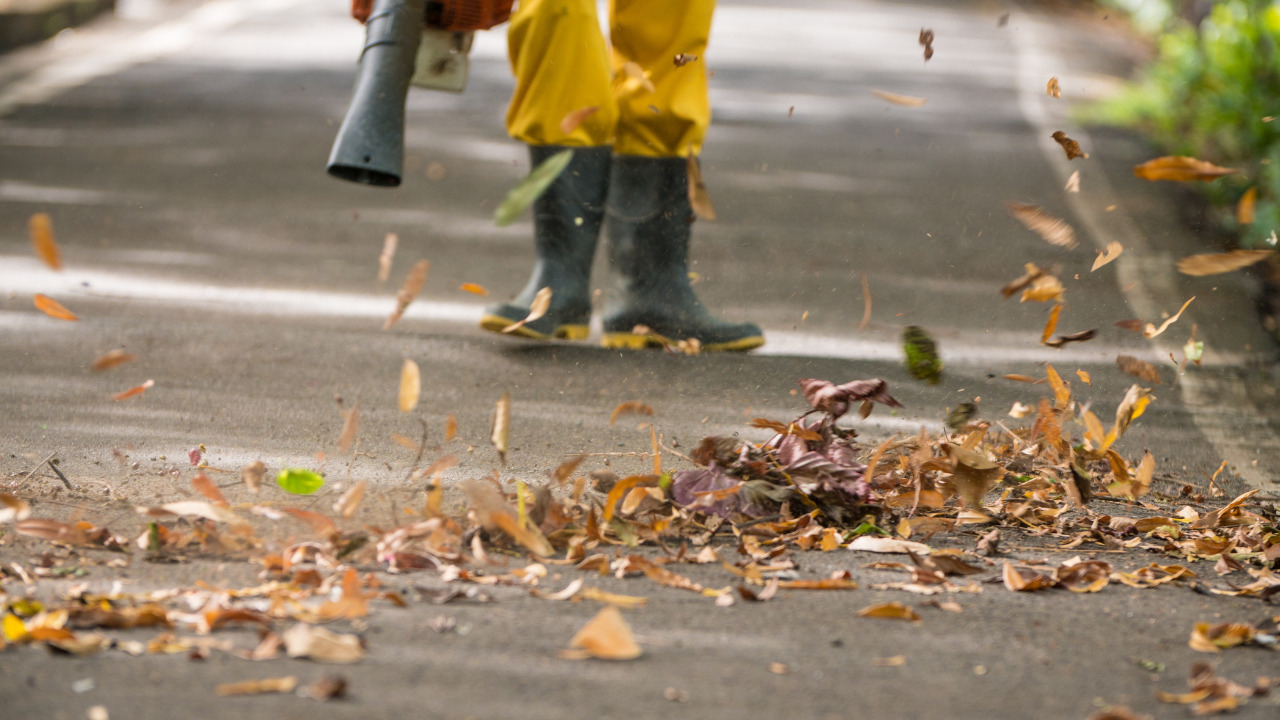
[579,587,648,609]
[1045,364,1070,408]
[1091,242,1123,271]
[1007,202,1077,248]
[1020,275,1064,303]
[29,213,62,270]
[1143,297,1194,338]
[459,282,488,296]
[562,606,642,660]
[1237,187,1257,225]
[1176,250,1273,277]
[399,358,421,413]
[687,152,716,221]
[609,401,654,426]
[1076,369,1091,385]
[33,293,77,321]
[1133,155,1236,182]
[1045,77,1061,98]
[856,602,920,621]
[384,259,429,330]
[502,287,552,333]
[3,614,27,642]
[870,89,926,106]
[1040,303,1062,344]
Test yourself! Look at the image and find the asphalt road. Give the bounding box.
[1,1,1278,718]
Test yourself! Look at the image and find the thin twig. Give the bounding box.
[403,418,429,483]
[20,452,57,484]
[47,459,73,490]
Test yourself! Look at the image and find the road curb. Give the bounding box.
[0,0,116,53]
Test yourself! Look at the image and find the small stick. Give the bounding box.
[47,459,73,490]
[20,452,57,484]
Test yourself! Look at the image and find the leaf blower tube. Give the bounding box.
[327,0,427,187]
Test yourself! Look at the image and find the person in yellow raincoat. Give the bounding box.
[352,0,763,351]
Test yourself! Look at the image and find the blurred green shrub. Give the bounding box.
[1092,0,1280,247]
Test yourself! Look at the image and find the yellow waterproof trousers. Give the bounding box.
[505,0,715,157]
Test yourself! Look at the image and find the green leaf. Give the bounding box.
[849,521,889,537]
[493,149,575,226]
[902,325,942,384]
[276,468,325,495]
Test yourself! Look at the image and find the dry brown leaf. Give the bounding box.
[445,413,457,442]
[1189,622,1257,653]
[561,606,642,660]
[1020,274,1064,303]
[399,358,420,413]
[579,587,648,608]
[384,259,429,330]
[461,479,554,557]
[857,601,920,622]
[33,293,77,321]
[687,153,716,221]
[283,623,364,664]
[1040,304,1062,344]
[1114,319,1144,332]
[335,480,367,519]
[559,106,600,134]
[1133,156,1237,182]
[377,233,397,282]
[91,349,136,372]
[775,578,858,590]
[609,401,654,426]
[1176,250,1273,276]
[29,213,62,270]
[1052,131,1088,160]
[190,473,227,507]
[1116,355,1162,384]
[1002,562,1055,591]
[1113,384,1153,441]
[336,401,360,454]
[1007,202,1077,248]
[1065,170,1080,193]
[1237,187,1257,225]
[1043,329,1097,348]
[1144,296,1194,338]
[502,286,552,333]
[847,536,931,554]
[281,507,338,537]
[871,89,927,107]
[919,27,934,61]
[1092,241,1123,271]
[242,460,265,493]
[216,676,298,696]
[0,492,31,523]
[491,392,510,465]
[112,379,154,401]
[1046,77,1061,98]
[459,282,488,296]
[1001,263,1047,298]
[1076,369,1091,385]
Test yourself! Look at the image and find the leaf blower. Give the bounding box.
[326,0,512,187]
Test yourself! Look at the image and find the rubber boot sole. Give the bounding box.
[601,330,765,353]
[479,313,590,341]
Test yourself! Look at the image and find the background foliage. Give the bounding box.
[1094,0,1280,247]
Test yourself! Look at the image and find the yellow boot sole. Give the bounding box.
[479,314,589,341]
[601,331,765,353]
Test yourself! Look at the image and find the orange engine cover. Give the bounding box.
[426,0,513,31]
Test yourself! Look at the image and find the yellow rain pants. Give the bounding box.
[505,0,714,157]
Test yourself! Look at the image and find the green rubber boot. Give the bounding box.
[480,145,610,340]
[601,155,765,352]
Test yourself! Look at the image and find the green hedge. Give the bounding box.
[1091,0,1280,247]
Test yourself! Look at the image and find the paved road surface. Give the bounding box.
[1,1,1278,718]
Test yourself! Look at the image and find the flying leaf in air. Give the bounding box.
[919,28,934,61]
[1143,297,1194,338]
[1175,250,1273,276]
[1006,202,1077,248]
[336,401,360,454]
[1065,170,1080,193]
[871,89,926,107]
[1116,355,1162,384]
[33,294,77,321]
[112,379,154,401]
[399,358,420,412]
[91,349,136,371]
[459,282,488,295]
[559,106,600,134]
[1092,242,1123,271]
[29,213,62,270]
[491,392,511,465]
[334,480,366,519]
[502,287,552,333]
[377,233,397,282]
[1051,131,1088,160]
[1237,187,1257,225]
[609,401,654,426]
[561,605,642,660]
[384,259,429,330]
[1046,77,1061,98]
[1043,329,1096,348]
[687,152,716,221]
[903,326,941,384]
[1040,304,1062,344]
[276,468,325,495]
[1001,263,1047,298]
[1132,156,1236,182]
[494,149,574,227]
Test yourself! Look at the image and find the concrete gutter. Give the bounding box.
[0,0,116,53]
